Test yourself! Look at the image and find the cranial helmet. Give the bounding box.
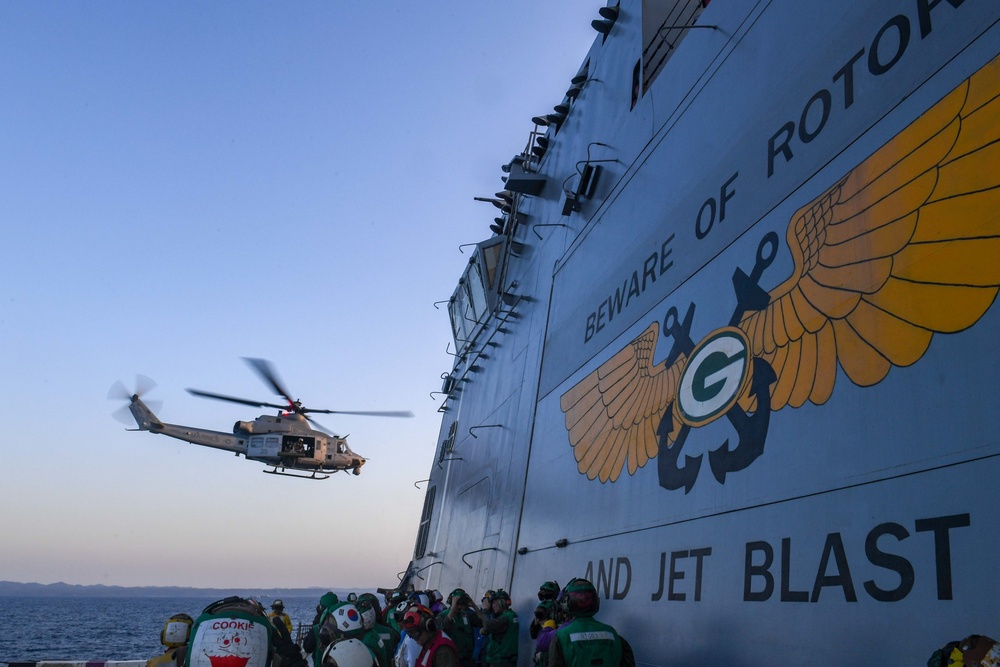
[959,635,1000,666]
[355,597,377,631]
[358,593,383,623]
[392,600,412,624]
[561,578,599,617]
[161,613,194,648]
[409,591,430,608]
[325,602,365,639]
[272,599,285,610]
[489,589,511,605]
[322,637,375,667]
[401,604,437,634]
[537,581,560,601]
[533,600,554,620]
[447,588,468,605]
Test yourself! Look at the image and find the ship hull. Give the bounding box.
[414,1,1000,663]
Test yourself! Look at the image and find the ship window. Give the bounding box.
[466,262,488,321]
[631,59,641,109]
[414,485,436,559]
[447,236,510,347]
[480,241,502,291]
[440,420,458,459]
[449,284,472,344]
[641,0,709,93]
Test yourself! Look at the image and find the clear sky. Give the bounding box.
[0,1,599,589]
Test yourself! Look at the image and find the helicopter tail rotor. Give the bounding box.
[108,375,162,426]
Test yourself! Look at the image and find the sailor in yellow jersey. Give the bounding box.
[146,613,193,667]
[270,599,294,634]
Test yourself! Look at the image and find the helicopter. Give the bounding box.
[110,358,413,479]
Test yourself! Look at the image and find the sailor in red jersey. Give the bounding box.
[400,605,458,667]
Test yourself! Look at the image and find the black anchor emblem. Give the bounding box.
[657,232,779,493]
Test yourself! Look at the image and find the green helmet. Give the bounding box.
[561,578,599,617]
[537,581,560,601]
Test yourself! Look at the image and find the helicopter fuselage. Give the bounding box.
[126,396,366,477]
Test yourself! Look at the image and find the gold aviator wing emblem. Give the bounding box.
[561,53,1000,483]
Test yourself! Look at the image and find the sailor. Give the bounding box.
[271,612,308,667]
[480,590,518,667]
[147,613,193,667]
[437,588,482,667]
[391,600,418,667]
[529,583,559,639]
[322,636,377,667]
[537,582,560,602]
[270,599,293,635]
[531,601,557,666]
[356,595,390,667]
[928,634,1000,666]
[401,604,459,667]
[304,592,342,665]
[187,597,274,667]
[358,592,400,664]
[547,579,634,667]
[472,592,494,667]
[307,598,360,667]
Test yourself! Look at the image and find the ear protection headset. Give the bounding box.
[402,604,437,633]
[160,613,194,647]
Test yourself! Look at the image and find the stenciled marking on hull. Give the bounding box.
[560,53,1000,490]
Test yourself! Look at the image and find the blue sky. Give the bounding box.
[0,1,598,589]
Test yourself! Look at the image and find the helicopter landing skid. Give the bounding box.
[264,467,330,480]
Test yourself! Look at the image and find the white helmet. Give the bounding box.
[358,604,376,631]
[322,638,375,667]
[324,603,364,639]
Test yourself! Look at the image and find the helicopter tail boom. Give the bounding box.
[128,395,163,432]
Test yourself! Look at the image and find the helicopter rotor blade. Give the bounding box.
[112,403,134,425]
[243,357,302,412]
[108,375,157,401]
[134,374,157,399]
[108,380,131,402]
[109,376,161,423]
[186,388,287,411]
[304,414,340,437]
[304,409,415,418]
[243,358,297,409]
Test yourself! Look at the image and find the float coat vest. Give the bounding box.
[362,628,389,667]
[186,597,273,667]
[437,610,475,659]
[485,610,518,664]
[553,617,622,667]
[416,632,458,667]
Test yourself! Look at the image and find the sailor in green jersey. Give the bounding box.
[359,592,400,663]
[357,596,390,667]
[437,588,482,667]
[548,579,634,667]
[480,590,518,667]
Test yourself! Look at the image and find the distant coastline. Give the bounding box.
[0,580,370,599]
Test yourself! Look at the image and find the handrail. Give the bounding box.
[462,546,499,569]
[469,424,503,439]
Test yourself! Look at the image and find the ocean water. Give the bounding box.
[0,596,322,664]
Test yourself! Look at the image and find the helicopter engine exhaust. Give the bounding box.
[234,420,257,434]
